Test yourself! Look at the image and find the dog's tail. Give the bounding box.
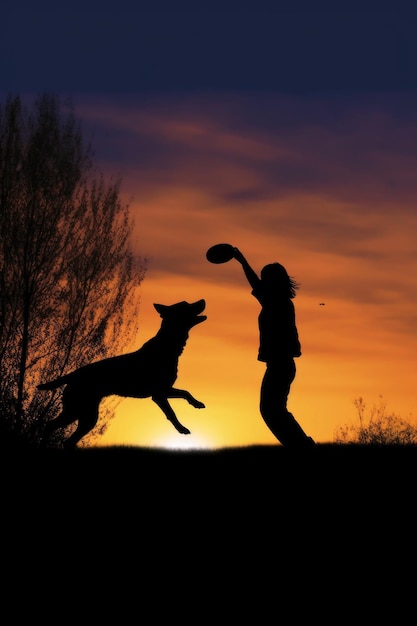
[37,375,70,391]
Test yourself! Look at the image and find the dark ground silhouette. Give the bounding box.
[2,443,414,623]
[4,442,416,508]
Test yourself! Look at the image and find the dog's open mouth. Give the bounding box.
[193,299,207,324]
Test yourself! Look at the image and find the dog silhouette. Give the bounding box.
[38,299,207,448]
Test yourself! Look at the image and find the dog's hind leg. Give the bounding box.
[62,401,101,449]
[42,407,78,445]
[151,395,191,434]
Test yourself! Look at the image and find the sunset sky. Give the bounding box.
[3,2,417,448]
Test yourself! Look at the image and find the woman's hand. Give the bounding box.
[233,247,245,263]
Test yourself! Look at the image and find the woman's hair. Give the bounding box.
[260,262,300,299]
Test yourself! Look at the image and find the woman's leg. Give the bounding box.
[260,360,315,447]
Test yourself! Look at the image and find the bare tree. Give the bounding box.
[0,93,146,447]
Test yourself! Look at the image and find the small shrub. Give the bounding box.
[334,396,417,445]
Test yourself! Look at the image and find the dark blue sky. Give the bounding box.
[3,1,417,95]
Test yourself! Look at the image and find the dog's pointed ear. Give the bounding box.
[153,303,167,316]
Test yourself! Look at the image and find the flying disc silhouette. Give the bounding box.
[206,243,234,264]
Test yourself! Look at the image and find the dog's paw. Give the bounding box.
[178,426,191,435]
[192,400,205,409]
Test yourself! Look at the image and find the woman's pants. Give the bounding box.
[260,359,315,447]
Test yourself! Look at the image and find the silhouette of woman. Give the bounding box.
[232,247,315,448]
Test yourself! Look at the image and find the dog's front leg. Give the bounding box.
[166,388,205,409]
[151,395,191,434]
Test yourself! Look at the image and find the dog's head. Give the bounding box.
[153,299,207,330]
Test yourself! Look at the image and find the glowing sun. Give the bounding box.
[155,434,213,451]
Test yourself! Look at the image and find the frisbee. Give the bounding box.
[206,243,235,264]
